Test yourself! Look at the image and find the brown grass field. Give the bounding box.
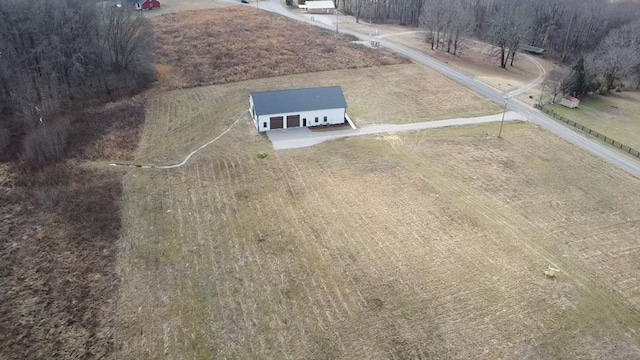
[142,0,237,18]
[115,116,640,359]
[135,64,500,164]
[151,7,409,89]
[0,100,146,359]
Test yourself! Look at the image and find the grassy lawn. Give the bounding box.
[548,91,640,151]
[115,119,640,359]
[134,64,501,164]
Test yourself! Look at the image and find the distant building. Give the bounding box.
[304,1,336,14]
[128,0,160,10]
[249,86,348,132]
[560,96,580,108]
[520,44,546,55]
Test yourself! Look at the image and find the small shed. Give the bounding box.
[304,1,336,14]
[250,86,347,132]
[560,96,580,108]
[130,0,160,10]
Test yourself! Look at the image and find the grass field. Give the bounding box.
[0,99,148,359]
[135,64,500,164]
[151,7,408,89]
[548,91,640,150]
[142,0,237,18]
[115,119,640,359]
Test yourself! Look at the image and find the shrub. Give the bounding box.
[22,118,71,163]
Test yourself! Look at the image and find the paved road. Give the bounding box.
[268,112,525,150]
[256,0,640,178]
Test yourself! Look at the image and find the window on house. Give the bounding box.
[324,116,328,122]
[263,122,267,128]
[315,117,319,123]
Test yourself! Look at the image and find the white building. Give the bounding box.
[249,86,347,132]
[560,95,580,108]
[303,0,335,14]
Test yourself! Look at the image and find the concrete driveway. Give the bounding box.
[267,111,525,150]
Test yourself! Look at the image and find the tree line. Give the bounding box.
[336,0,640,93]
[0,0,154,162]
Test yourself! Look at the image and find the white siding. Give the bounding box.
[249,96,258,129]
[255,108,346,132]
[560,98,579,108]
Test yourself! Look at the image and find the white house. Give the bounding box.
[249,86,347,132]
[560,95,580,108]
[304,0,336,14]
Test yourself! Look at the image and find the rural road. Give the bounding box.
[256,0,640,178]
[268,112,525,150]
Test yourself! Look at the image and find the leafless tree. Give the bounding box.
[587,20,640,93]
[0,0,154,162]
[487,0,532,68]
[420,0,471,55]
[542,68,570,104]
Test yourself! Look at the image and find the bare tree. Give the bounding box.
[420,0,471,55]
[587,20,640,93]
[487,0,532,68]
[542,68,570,104]
[0,0,155,162]
[100,6,154,74]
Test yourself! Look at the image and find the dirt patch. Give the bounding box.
[151,6,409,89]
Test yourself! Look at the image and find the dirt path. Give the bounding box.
[109,110,247,169]
[506,54,546,97]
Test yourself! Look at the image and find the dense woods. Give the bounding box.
[0,0,154,162]
[337,0,640,90]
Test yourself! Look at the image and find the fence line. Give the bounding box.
[534,104,640,159]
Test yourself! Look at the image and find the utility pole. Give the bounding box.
[498,96,511,138]
[537,83,545,108]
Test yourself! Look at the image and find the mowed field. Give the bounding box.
[549,91,640,151]
[135,64,500,164]
[116,116,640,358]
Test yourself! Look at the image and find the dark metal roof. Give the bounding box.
[520,44,546,54]
[251,86,347,116]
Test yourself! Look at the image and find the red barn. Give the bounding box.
[132,0,160,10]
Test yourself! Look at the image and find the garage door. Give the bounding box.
[287,115,300,128]
[270,116,283,129]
